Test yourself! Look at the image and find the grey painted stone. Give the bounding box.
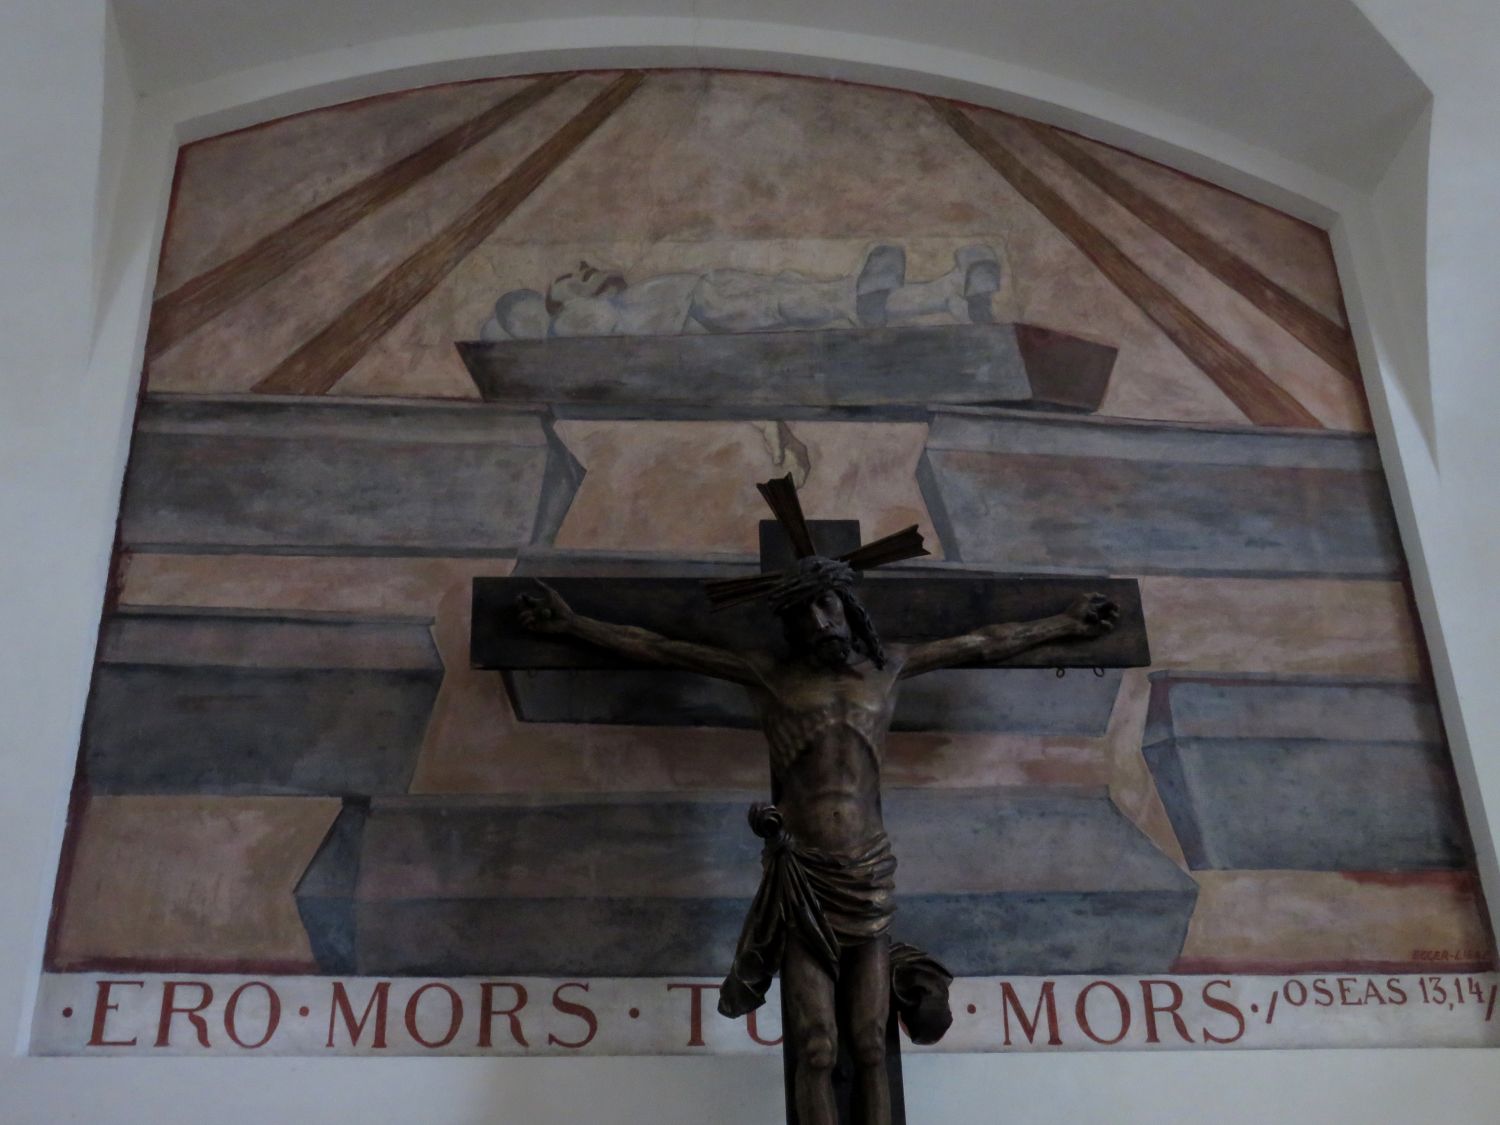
[897,667,1121,734]
[892,892,1198,976]
[99,607,440,670]
[357,897,752,977]
[914,448,964,563]
[310,791,1197,975]
[1143,676,1442,745]
[530,415,586,546]
[122,395,557,554]
[923,410,1402,577]
[294,800,369,975]
[458,324,1117,416]
[1143,674,1468,870]
[85,608,443,796]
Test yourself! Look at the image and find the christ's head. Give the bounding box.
[544,259,627,314]
[772,557,886,670]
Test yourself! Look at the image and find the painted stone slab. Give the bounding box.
[459,324,1116,416]
[1142,674,1466,870]
[300,791,1196,976]
[121,395,564,553]
[85,608,443,796]
[922,410,1402,575]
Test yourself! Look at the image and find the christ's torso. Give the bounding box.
[752,653,904,852]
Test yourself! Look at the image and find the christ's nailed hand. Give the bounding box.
[1065,593,1120,638]
[517,580,576,634]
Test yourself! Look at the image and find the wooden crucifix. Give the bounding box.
[472,475,1148,1125]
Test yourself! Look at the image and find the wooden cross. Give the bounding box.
[471,481,1150,1125]
[471,521,1149,730]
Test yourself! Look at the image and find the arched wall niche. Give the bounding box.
[141,22,1418,220]
[42,45,1488,1040]
[114,2,1429,190]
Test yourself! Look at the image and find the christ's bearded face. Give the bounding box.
[781,588,855,669]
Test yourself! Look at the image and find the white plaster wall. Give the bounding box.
[1329,0,1500,925]
[0,0,118,1055]
[4,2,1500,1121]
[111,0,1430,191]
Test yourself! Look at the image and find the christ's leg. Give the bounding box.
[881,244,1001,324]
[689,271,856,332]
[842,935,892,1125]
[783,935,839,1125]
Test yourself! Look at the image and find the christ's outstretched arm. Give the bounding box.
[517,581,766,687]
[896,593,1119,680]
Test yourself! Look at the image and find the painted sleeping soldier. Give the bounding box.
[518,476,1119,1125]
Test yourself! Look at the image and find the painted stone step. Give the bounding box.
[84,607,443,795]
[1142,673,1468,870]
[121,395,579,554]
[920,408,1402,577]
[458,323,1117,417]
[295,790,1199,976]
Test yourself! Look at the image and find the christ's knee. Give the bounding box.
[797,1026,837,1074]
[851,1021,886,1071]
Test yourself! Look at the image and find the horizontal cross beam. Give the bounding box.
[471,573,1149,672]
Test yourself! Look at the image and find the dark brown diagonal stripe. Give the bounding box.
[931,99,1323,429]
[147,72,574,360]
[253,72,644,396]
[1022,121,1362,382]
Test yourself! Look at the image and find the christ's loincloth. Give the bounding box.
[718,804,953,1044]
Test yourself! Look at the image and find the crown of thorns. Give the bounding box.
[702,475,929,612]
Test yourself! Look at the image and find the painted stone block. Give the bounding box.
[922,410,1402,575]
[549,419,938,557]
[459,323,1116,416]
[302,790,1197,976]
[1137,576,1423,679]
[121,395,566,553]
[293,801,370,974]
[1142,674,1466,870]
[1175,870,1495,974]
[85,608,443,796]
[50,795,340,971]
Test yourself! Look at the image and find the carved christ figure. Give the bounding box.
[517,476,1118,1125]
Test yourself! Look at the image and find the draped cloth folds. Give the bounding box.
[717,803,954,1045]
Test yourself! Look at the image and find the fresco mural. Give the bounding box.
[33,69,1498,1056]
